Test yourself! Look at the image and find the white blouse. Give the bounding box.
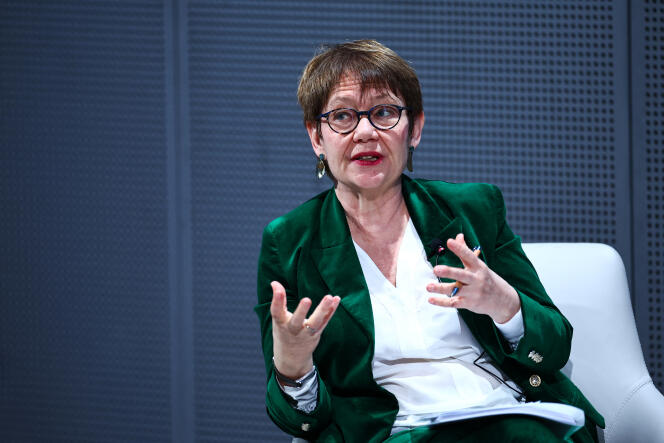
[352,219,524,430]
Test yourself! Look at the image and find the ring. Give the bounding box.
[305,324,318,334]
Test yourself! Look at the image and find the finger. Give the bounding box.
[313,296,340,332]
[426,281,457,295]
[270,281,289,322]
[432,265,473,284]
[428,294,464,308]
[289,297,312,333]
[446,234,480,270]
[305,295,340,331]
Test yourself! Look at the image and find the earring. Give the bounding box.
[316,153,326,179]
[407,146,414,172]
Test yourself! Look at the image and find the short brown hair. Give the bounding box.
[297,40,422,136]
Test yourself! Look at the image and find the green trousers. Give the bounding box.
[385,415,599,443]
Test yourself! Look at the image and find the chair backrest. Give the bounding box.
[522,243,664,443]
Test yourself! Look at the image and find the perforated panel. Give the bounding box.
[188,1,633,441]
[411,1,630,251]
[0,2,171,441]
[632,0,664,391]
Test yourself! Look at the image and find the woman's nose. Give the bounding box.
[353,115,377,141]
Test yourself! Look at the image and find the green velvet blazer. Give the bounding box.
[255,175,604,442]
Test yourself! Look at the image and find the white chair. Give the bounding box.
[523,243,664,443]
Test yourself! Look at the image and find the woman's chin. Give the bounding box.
[340,172,401,194]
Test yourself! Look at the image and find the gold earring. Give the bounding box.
[316,154,326,179]
[407,146,414,172]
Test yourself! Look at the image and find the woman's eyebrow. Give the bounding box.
[326,95,356,107]
[371,92,394,101]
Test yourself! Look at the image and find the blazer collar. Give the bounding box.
[401,176,488,345]
[310,190,375,341]
[403,176,457,262]
[314,175,478,251]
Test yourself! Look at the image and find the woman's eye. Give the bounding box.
[332,110,353,121]
[374,106,397,118]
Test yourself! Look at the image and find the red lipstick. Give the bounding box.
[351,151,383,166]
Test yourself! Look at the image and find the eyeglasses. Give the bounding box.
[317,104,410,134]
[473,351,525,402]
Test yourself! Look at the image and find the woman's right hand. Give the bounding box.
[270,281,340,380]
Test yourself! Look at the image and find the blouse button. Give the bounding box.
[529,374,542,387]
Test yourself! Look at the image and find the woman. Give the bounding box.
[255,40,603,442]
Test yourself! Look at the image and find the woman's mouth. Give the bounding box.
[351,152,383,165]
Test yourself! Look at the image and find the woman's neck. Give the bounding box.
[335,181,409,240]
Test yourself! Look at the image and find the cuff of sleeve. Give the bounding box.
[266,369,331,437]
[279,366,319,413]
[494,307,524,347]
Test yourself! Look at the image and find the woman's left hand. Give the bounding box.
[426,233,521,324]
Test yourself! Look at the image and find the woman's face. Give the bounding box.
[306,76,424,197]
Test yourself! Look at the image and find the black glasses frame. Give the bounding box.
[473,350,526,402]
[316,104,410,134]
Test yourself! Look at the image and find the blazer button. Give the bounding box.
[301,423,311,432]
[529,374,542,387]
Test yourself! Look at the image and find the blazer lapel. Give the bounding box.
[401,176,497,354]
[309,190,374,342]
[402,176,482,269]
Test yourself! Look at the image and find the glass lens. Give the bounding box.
[370,105,400,129]
[328,109,357,132]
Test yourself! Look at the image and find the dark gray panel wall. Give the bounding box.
[1,1,661,442]
[631,0,664,393]
[0,2,171,442]
[186,1,636,441]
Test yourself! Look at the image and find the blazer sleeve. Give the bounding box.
[254,222,333,438]
[485,185,573,374]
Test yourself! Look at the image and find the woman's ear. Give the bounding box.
[408,112,425,149]
[306,121,324,157]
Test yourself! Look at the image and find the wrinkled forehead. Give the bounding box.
[325,74,402,108]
